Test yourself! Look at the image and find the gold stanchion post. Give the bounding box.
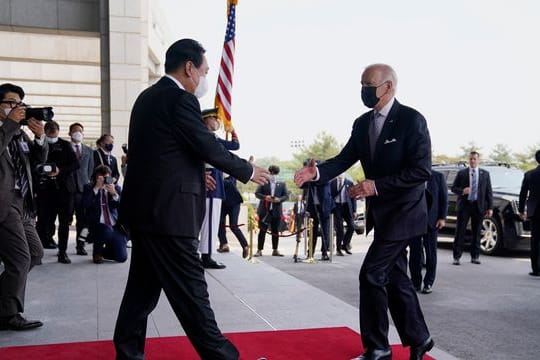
[247,203,259,264]
[304,218,316,264]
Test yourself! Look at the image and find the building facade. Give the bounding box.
[0,0,170,157]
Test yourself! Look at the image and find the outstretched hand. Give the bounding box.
[249,156,271,185]
[293,159,317,187]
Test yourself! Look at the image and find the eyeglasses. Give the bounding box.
[1,100,26,108]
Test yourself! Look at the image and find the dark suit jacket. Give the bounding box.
[330,178,357,215]
[94,148,120,182]
[303,181,335,217]
[42,137,79,187]
[316,99,431,240]
[451,167,493,214]
[222,176,243,208]
[426,170,448,229]
[519,165,540,219]
[119,76,252,237]
[256,181,289,218]
[81,183,122,228]
[66,143,94,193]
[0,119,48,222]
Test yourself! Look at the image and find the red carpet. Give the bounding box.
[0,327,435,359]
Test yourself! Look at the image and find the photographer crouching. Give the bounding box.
[0,83,47,331]
[82,165,127,264]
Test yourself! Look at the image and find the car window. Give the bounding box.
[446,170,457,188]
[485,167,524,192]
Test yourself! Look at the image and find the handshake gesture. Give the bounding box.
[293,160,377,198]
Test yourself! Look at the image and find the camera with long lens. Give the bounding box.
[21,106,54,125]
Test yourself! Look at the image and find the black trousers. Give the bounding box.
[530,213,540,274]
[295,213,305,242]
[409,228,438,288]
[0,192,43,317]
[359,232,429,350]
[113,232,238,360]
[66,191,86,250]
[257,214,280,251]
[310,205,330,255]
[453,201,482,259]
[333,203,354,250]
[218,204,248,249]
[36,185,71,251]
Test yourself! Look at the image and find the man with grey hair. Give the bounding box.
[295,63,433,360]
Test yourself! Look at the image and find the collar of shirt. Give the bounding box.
[165,74,185,90]
[376,97,395,118]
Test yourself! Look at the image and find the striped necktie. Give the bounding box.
[8,136,29,199]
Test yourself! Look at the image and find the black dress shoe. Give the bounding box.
[76,248,88,256]
[471,257,481,264]
[58,252,71,264]
[350,348,391,360]
[529,271,540,277]
[452,258,460,265]
[0,314,43,331]
[421,284,433,294]
[410,337,434,360]
[320,254,330,261]
[202,258,226,269]
[343,248,352,255]
[336,249,344,256]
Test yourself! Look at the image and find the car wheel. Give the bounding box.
[480,216,503,255]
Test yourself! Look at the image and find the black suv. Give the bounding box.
[434,163,531,255]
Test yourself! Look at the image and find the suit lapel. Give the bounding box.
[374,100,400,157]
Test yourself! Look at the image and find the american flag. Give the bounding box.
[215,0,237,134]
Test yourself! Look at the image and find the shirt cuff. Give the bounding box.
[112,193,120,202]
[373,180,379,196]
[313,167,320,182]
[34,134,45,146]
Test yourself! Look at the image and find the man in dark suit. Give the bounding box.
[292,193,306,262]
[218,176,249,259]
[113,39,269,360]
[65,122,94,256]
[35,121,79,263]
[254,165,289,257]
[303,174,334,260]
[519,150,540,276]
[409,169,448,294]
[295,64,433,360]
[0,83,46,331]
[331,174,356,256]
[451,151,493,265]
[93,134,120,183]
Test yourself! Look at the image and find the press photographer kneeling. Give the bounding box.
[82,165,127,264]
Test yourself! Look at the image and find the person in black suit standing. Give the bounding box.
[409,169,448,294]
[35,121,79,263]
[113,39,270,360]
[65,122,94,256]
[93,134,120,183]
[217,175,250,259]
[302,161,335,261]
[451,151,493,265]
[292,193,306,261]
[0,83,46,330]
[331,174,356,256]
[254,165,288,257]
[295,64,434,360]
[519,150,540,276]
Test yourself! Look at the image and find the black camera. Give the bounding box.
[121,143,128,155]
[104,175,114,185]
[36,163,57,176]
[21,106,54,125]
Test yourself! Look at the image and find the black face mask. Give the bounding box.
[361,86,380,108]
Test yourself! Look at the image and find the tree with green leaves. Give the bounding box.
[490,143,513,164]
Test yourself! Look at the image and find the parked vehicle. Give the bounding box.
[434,163,531,255]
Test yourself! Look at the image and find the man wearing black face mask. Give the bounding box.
[294,64,433,360]
[94,134,120,183]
